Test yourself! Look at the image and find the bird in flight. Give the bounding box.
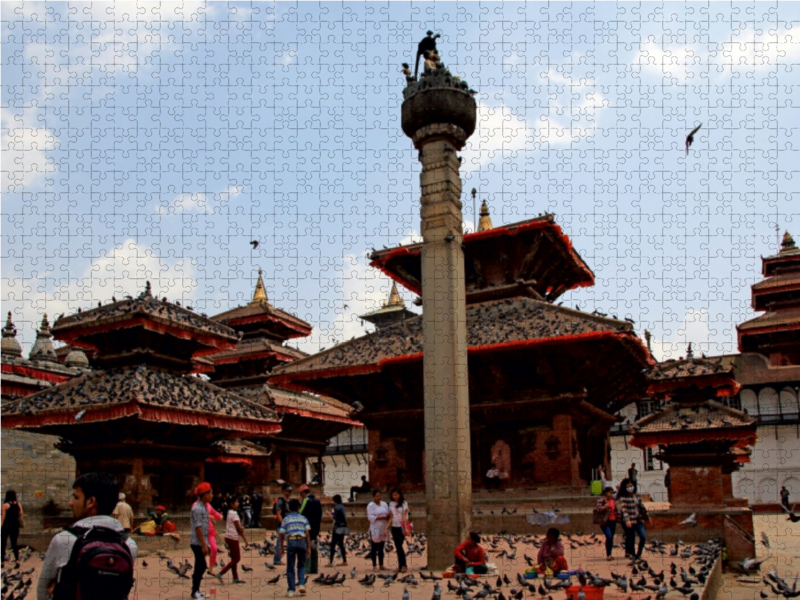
[685,124,702,156]
[250,240,259,249]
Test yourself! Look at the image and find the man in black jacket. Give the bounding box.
[298,484,322,574]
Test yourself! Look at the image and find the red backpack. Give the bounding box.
[54,525,135,600]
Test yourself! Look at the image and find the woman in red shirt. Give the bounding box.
[596,487,617,560]
[454,532,487,574]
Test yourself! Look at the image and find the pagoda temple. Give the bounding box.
[1,283,283,511]
[632,353,755,508]
[271,211,657,491]
[738,231,800,366]
[208,270,363,489]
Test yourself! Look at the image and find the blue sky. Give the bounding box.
[2,1,799,360]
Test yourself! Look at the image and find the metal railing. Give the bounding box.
[325,443,368,455]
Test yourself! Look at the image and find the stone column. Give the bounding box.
[402,70,477,568]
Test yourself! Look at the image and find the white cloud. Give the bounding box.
[2,239,198,351]
[156,184,245,215]
[1,108,59,192]
[647,309,720,361]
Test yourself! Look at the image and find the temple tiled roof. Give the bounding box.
[1,364,281,433]
[212,439,273,457]
[52,283,237,341]
[211,338,307,363]
[631,400,755,435]
[646,355,741,399]
[273,297,637,375]
[648,356,733,380]
[212,303,312,336]
[368,215,595,300]
[738,307,800,332]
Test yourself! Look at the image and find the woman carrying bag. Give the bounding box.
[617,478,649,559]
[389,487,410,574]
[594,487,617,560]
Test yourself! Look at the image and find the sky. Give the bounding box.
[2,1,799,361]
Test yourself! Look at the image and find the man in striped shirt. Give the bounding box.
[279,499,311,596]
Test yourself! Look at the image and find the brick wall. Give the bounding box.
[1,430,76,528]
[670,465,724,506]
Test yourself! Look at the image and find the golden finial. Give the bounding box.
[249,269,269,305]
[385,281,405,308]
[477,199,493,232]
[780,231,796,253]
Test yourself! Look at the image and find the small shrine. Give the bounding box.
[631,352,755,508]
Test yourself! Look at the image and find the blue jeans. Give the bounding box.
[600,521,617,557]
[622,521,646,558]
[243,508,252,528]
[286,540,307,591]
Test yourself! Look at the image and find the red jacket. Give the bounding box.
[454,541,487,565]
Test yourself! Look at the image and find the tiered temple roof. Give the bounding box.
[368,214,594,302]
[2,282,283,439]
[646,352,742,401]
[738,232,800,365]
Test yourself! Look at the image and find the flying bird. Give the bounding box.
[678,513,697,527]
[685,123,702,156]
[250,240,260,249]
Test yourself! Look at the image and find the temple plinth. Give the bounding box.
[400,39,477,569]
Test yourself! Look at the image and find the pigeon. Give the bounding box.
[404,586,412,600]
[267,574,281,584]
[781,504,800,523]
[250,240,260,249]
[761,532,771,550]
[433,583,442,600]
[678,513,697,527]
[241,564,253,572]
[74,410,86,422]
[685,124,702,156]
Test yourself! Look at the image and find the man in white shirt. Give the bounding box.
[485,464,501,490]
[112,492,134,533]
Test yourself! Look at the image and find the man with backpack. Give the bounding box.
[37,472,137,600]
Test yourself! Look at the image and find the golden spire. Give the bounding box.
[385,281,405,307]
[477,199,493,232]
[249,268,269,305]
[780,231,796,254]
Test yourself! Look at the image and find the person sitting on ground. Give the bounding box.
[454,531,488,574]
[536,527,568,574]
[349,476,370,502]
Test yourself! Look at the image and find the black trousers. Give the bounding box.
[455,557,488,574]
[485,476,501,490]
[191,544,207,594]
[329,532,347,563]
[1,526,19,561]
[391,527,407,569]
[370,541,385,567]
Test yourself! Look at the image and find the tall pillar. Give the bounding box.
[401,37,477,569]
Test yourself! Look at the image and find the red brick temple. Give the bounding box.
[1,283,283,511]
[271,212,656,491]
[208,270,363,489]
[738,231,800,366]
